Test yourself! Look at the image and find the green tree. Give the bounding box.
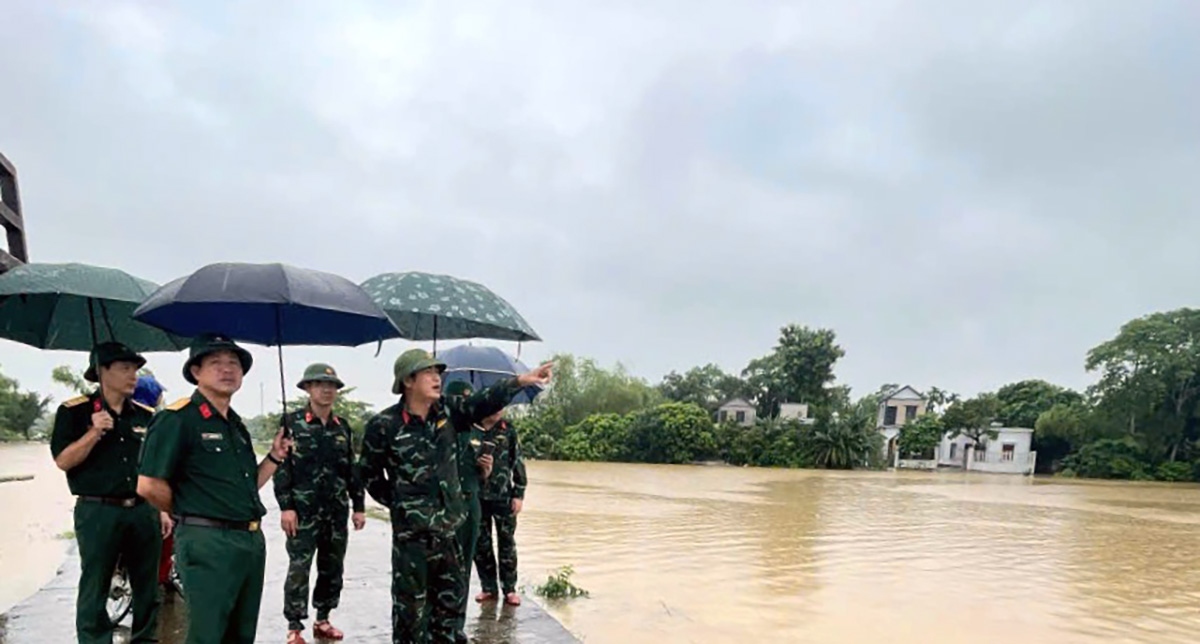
[743,325,845,418]
[625,402,718,464]
[0,365,51,440]
[923,386,959,415]
[995,379,1083,429]
[524,353,661,444]
[942,394,1001,449]
[51,365,90,395]
[557,414,633,462]
[898,413,945,458]
[803,401,878,469]
[657,364,751,414]
[1085,308,1200,462]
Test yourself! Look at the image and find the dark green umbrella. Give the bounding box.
[0,262,189,352]
[360,271,541,351]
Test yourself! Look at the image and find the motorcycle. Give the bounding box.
[107,552,184,626]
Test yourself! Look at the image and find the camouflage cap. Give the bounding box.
[297,362,344,390]
[391,348,446,395]
[84,341,146,383]
[182,332,253,385]
[443,380,472,397]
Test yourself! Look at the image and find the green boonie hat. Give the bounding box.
[391,348,446,395]
[444,380,472,397]
[84,341,147,383]
[297,362,344,390]
[182,333,253,385]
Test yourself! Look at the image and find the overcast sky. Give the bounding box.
[0,1,1197,413]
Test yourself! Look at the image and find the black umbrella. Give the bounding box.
[133,262,402,434]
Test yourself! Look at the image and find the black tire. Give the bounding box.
[107,563,132,625]
[169,555,184,599]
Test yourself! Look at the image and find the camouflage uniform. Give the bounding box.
[274,363,365,632]
[475,418,527,597]
[443,381,487,643]
[358,349,524,644]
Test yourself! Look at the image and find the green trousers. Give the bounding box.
[74,499,162,644]
[283,509,349,630]
[453,493,481,642]
[475,500,518,595]
[174,524,266,644]
[391,530,463,644]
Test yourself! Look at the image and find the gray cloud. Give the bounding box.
[0,0,1196,411]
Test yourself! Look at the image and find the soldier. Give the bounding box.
[473,407,527,607]
[358,348,551,644]
[137,333,292,644]
[443,380,494,643]
[50,341,169,644]
[274,362,366,643]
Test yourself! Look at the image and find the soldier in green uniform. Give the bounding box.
[442,381,494,643]
[473,409,527,606]
[136,333,292,644]
[358,348,551,644]
[50,341,169,644]
[274,362,367,643]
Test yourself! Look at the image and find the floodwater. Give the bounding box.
[5,444,1200,642]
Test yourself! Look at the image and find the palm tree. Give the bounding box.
[804,402,877,469]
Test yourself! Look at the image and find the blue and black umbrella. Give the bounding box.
[133,262,402,432]
[438,344,543,405]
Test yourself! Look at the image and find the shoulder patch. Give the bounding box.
[165,397,191,411]
[131,400,156,413]
[63,395,89,408]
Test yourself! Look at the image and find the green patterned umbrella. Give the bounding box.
[0,262,190,352]
[360,271,541,345]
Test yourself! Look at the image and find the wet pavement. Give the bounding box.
[0,484,580,643]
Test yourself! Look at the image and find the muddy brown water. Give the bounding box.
[4,443,1200,642]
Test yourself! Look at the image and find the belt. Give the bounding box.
[78,495,143,508]
[177,515,261,532]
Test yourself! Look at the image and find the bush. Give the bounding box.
[1155,461,1193,482]
[1059,438,1151,480]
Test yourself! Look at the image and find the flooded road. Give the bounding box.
[5,443,1200,642]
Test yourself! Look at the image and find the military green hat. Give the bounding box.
[391,348,446,395]
[182,333,253,385]
[297,362,344,390]
[84,341,146,383]
[444,380,472,397]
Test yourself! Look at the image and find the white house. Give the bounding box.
[717,398,756,427]
[938,424,1035,475]
[778,402,814,424]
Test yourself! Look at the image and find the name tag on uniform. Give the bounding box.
[133,426,147,434]
[201,432,223,441]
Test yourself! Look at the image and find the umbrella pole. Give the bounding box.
[275,307,291,439]
[99,301,116,341]
[432,315,438,356]
[87,299,98,346]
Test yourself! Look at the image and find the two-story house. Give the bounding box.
[877,385,929,463]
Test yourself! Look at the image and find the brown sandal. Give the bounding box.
[287,631,307,644]
[476,591,498,603]
[313,621,344,640]
[504,592,522,606]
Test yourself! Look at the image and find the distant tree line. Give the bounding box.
[517,309,1200,482]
